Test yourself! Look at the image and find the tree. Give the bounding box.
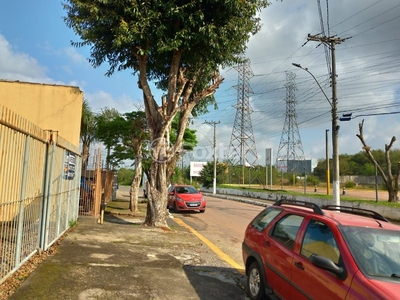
[117,168,135,185]
[96,107,121,170]
[356,120,398,202]
[198,161,227,189]
[101,111,149,212]
[101,111,197,212]
[64,0,270,226]
[80,99,97,174]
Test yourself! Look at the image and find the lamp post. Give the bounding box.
[292,63,340,205]
[204,121,220,194]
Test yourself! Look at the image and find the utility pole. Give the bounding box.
[307,34,345,206]
[205,121,220,194]
[326,129,330,195]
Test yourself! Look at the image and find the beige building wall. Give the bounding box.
[0,80,83,147]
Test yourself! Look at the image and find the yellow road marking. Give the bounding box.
[174,217,245,274]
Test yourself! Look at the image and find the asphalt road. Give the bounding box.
[170,195,265,270]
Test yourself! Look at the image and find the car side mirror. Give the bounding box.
[310,255,346,280]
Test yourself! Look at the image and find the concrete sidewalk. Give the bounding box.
[8,191,246,300]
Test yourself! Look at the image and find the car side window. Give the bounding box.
[301,219,340,264]
[251,208,282,231]
[271,214,304,250]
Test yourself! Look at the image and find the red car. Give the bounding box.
[167,185,206,213]
[242,199,400,300]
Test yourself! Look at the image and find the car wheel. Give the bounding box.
[199,209,205,213]
[247,261,266,300]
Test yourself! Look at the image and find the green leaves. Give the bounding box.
[64,0,270,79]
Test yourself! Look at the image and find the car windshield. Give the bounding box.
[175,186,198,194]
[341,226,400,279]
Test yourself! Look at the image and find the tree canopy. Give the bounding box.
[63,0,269,79]
[313,149,400,179]
[64,0,271,226]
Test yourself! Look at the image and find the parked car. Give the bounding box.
[167,185,206,213]
[242,199,400,300]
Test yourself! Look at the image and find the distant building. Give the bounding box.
[277,159,312,174]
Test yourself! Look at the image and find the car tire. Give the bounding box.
[247,261,266,300]
[200,209,205,213]
[173,202,179,213]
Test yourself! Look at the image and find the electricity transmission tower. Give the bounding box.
[276,71,305,174]
[228,59,258,183]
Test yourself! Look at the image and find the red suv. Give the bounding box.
[242,199,400,300]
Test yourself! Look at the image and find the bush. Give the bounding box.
[345,181,356,188]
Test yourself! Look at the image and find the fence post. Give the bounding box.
[15,135,30,266]
[39,133,56,250]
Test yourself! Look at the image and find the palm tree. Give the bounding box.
[80,99,97,173]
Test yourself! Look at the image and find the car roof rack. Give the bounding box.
[321,205,390,223]
[274,199,324,215]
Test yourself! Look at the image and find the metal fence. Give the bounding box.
[0,106,81,284]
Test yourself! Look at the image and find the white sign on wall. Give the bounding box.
[190,161,207,177]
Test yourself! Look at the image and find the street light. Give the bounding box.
[292,63,332,108]
[292,62,340,205]
[204,121,220,195]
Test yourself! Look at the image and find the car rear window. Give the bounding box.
[251,207,282,231]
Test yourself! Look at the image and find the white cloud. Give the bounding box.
[0,34,51,83]
[85,91,138,114]
[64,47,87,64]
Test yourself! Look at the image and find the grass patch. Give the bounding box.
[106,200,131,211]
[68,220,77,228]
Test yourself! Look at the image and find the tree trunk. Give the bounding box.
[356,120,398,202]
[81,142,90,174]
[144,158,169,227]
[388,186,396,202]
[137,53,223,227]
[129,141,143,213]
[129,180,140,213]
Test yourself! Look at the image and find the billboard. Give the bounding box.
[190,162,207,177]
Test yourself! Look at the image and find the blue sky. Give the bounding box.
[1,0,400,168]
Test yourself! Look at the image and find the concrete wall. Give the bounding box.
[340,175,383,185]
[0,80,83,147]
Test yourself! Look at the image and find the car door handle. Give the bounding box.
[294,261,304,270]
[264,240,271,247]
